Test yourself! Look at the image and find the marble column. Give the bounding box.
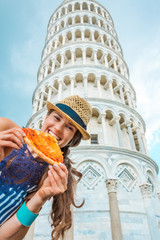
[58,80,63,101]
[100,34,104,44]
[81,30,85,41]
[82,48,86,64]
[115,117,123,147]
[119,85,125,104]
[51,59,55,72]
[61,54,65,68]
[127,123,136,150]
[113,59,118,72]
[96,77,101,98]
[108,80,115,100]
[47,86,52,101]
[136,127,145,154]
[106,179,123,240]
[64,206,74,240]
[101,114,107,145]
[94,50,97,64]
[71,50,75,65]
[44,64,49,77]
[33,98,39,114]
[140,183,160,240]
[126,91,132,108]
[39,93,44,109]
[83,75,88,97]
[141,133,149,156]
[71,77,75,95]
[104,55,109,68]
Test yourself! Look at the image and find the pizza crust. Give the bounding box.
[23,136,56,165]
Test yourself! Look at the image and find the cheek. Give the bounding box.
[41,118,54,131]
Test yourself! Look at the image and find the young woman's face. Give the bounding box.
[41,110,77,148]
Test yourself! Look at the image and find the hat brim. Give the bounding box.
[46,101,90,140]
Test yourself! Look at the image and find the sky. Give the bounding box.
[0,0,160,171]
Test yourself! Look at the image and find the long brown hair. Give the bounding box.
[50,129,84,239]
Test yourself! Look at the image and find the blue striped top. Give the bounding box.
[0,144,48,226]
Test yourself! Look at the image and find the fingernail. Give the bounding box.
[59,163,63,166]
[53,163,58,167]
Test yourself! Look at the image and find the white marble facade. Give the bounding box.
[26,0,160,239]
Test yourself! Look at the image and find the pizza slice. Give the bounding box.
[23,128,63,165]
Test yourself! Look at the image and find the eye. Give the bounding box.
[53,115,60,121]
[66,125,74,131]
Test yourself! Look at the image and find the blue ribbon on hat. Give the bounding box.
[56,103,86,130]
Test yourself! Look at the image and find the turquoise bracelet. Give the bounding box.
[16,201,39,227]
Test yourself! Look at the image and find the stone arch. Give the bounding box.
[83,15,89,24]
[61,7,65,16]
[68,4,72,13]
[60,21,64,29]
[75,29,81,40]
[105,109,115,122]
[107,53,114,69]
[67,17,72,26]
[97,6,102,15]
[86,47,93,62]
[112,78,118,89]
[100,75,108,86]
[103,34,109,46]
[55,53,61,70]
[63,75,71,86]
[75,48,82,61]
[92,16,97,25]
[97,49,104,64]
[75,15,81,24]
[90,3,95,12]
[82,2,88,10]
[88,73,96,83]
[94,31,100,42]
[38,118,44,130]
[57,35,63,47]
[53,79,59,90]
[75,73,83,84]
[113,158,145,184]
[84,29,92,40]
[65,49,71,63]
[75,2,80,11]
[66,31,72,42]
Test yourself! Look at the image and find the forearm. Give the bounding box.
[0,214,29,240]
[0,192,47,240]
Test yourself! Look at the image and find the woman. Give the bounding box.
[0,95,92,240]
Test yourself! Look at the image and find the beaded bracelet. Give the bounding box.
[16,201,39,227]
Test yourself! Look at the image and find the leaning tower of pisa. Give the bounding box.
[26,0,160,239]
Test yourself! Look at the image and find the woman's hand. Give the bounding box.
[37,163,68,201]
[0,127,25,149]
[0,127,26,160]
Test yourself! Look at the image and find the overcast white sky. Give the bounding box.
[0,0,160,168]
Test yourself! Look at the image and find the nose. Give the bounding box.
[53,121,64,133]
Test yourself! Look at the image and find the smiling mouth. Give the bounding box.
[48,130,61,141]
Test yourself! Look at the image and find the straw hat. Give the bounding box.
[46,95,92,140]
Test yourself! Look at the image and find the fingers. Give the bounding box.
[48,164,68,193]
[0,127,26,149]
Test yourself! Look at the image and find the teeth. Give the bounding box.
[49,131,60,141]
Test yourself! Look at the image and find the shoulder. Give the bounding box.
[0,117,20,131]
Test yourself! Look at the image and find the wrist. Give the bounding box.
[26,191,48,214]
[16,201,38,227]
